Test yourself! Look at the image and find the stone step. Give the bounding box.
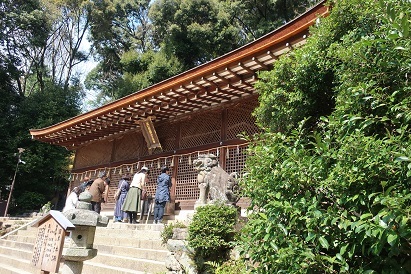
[14,222,165,240]
[82,261,148,274]
[0,216,169,273]
[0,248,38,273]
[88,252,165,274]
[0,243,32,261]
[105,222,166,230]
[94,236,166,250]
[6,232,167,253]
[0,262,34,274]
[0,237,167,273]
[0,238,34,252]
[95,226,163,240]
[94,243,168,261]
[5,234,36,244]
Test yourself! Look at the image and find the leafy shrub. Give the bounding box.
[214,259,250,274]
[160,221,187,245]
[188,204,238,272]
[240,0,411,273]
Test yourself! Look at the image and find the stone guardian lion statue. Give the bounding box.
[193,153,240,208]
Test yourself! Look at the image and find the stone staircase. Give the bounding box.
[0,216,169,274]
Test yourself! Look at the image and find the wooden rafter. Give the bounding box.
[29,2,329,149]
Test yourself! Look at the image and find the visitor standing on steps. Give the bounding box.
[114,173,131,222]
[122,167,149,224]
[89,171,109,214]
[154,166,172,224]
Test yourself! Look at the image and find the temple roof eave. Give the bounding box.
[29,2,329,150]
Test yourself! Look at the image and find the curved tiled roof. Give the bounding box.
[30,1,328,149]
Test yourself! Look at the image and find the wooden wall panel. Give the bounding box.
[112,131,148,162]
[73,139,113,169]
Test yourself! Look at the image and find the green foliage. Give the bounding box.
[223,0,320,41]
[160,221,187,245]
[149,0,241,67]
[2,81,79,213]
[123,50,184,92]
[86,0,317,102]
[240,0,411,272]
[15,192,47,214]
[0,0,82,211]
[214,259,250,274]
[188,204,238,272]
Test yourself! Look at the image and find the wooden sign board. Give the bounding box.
[31,210,75,273]
[138,116,162,154]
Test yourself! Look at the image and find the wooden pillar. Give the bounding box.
[221,108,228,142]
[168,122,181,213]
[165,155,178,214]
[220,108,228,169]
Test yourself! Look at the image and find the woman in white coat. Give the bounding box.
[63,187,81,212]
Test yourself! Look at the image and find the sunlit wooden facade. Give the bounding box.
[30,2,328,213]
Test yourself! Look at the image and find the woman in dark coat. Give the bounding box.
[154,166,172,224]
[114,174,130,222]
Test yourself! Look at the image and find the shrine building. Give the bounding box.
[29,2,328,217]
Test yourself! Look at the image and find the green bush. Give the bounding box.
[188,204,238,272]
[214,259,250,274]
[240,0,411,273]
[160,221,187,245]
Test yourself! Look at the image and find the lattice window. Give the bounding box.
[225,145,248,176]
[180,111,221,149]
[122,157,173,198]
[226,96,261,140]
[106,165,132,200]
[156,122,178,153]
[175,149,218,201]
[175,153,198,201]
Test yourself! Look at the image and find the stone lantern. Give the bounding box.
[61,191,109,274]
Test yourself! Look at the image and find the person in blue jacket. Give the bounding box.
[154,166,172,224]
